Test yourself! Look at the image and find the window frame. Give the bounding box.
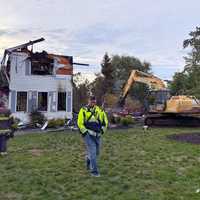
[57,92,66,111]
[16,91,28,112]
[37,92,48,112]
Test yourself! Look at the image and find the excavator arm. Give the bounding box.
[118,70,166,106]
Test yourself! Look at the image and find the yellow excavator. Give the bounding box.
[118,70,200,126]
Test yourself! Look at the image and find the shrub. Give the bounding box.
[120,115,135,126]
[55,118,65,127]
[126,115,135,124]
[47,119,57,128]
[120,117,129,126]
[29,110,46,127]
[47,118,65,128]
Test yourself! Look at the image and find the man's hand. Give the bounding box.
[101,127,106,134]
[82,131,88,137]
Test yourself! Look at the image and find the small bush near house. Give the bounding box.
[55,119,65,127]
[120,117,129,126]
[126,115,135,124]
[29,110,46,127]
[47,119,57,128]
[48,118,65,128]
[120,115,135,126]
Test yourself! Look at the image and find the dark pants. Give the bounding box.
[0,135,7,152]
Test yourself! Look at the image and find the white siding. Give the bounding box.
[9,52,73,122]
[9,52,72,92]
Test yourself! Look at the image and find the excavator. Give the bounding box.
[118,70,200,126]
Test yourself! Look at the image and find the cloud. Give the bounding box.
[0,0,200,80]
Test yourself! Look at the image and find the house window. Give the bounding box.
[57,92,66,111]
[16,92,27,111]
[38,92,48,111]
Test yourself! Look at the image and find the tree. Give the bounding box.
[89,54,152,109]
[111,55,151,104]
[183,26,200,67]
[170,72,188,95]
[89,73,105,106]
[101,53,114,94]
[170,27,200,98]
[72,73,90,112]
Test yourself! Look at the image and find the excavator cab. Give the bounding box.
[148,90,171,112]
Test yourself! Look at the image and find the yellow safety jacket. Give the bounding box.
[0,116,13,136]
[77,105,108,135]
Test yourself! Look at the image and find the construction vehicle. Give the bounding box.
[118,70,200,126]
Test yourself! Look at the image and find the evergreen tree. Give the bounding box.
[90,73,105,106]
[101,53,114,94]
[72,73,90,112]
[110,55,151,104]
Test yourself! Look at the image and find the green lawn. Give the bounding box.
[1,128,200,200]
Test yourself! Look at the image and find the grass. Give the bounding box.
[1,127,200,199]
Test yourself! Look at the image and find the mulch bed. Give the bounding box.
[167,133,200,144]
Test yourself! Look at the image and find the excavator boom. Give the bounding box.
[118,70,166,107]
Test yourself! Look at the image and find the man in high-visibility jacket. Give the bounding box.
[0,111,15,156]
[78,95,108,177]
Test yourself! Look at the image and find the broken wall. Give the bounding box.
[8,51,73,122]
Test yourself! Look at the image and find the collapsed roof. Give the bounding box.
[0,38,73,82]
[0,37,89,83]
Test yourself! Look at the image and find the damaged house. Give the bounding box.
[0,38,73,122]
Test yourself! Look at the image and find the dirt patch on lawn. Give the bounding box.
[28,149,45,156]
[0,192,22,200]
[167,133,200,144]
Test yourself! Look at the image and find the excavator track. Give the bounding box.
[144,113,200,127]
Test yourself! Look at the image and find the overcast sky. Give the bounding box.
[0,0,199,80]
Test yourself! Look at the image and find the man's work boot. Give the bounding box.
[91,172,100,177]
